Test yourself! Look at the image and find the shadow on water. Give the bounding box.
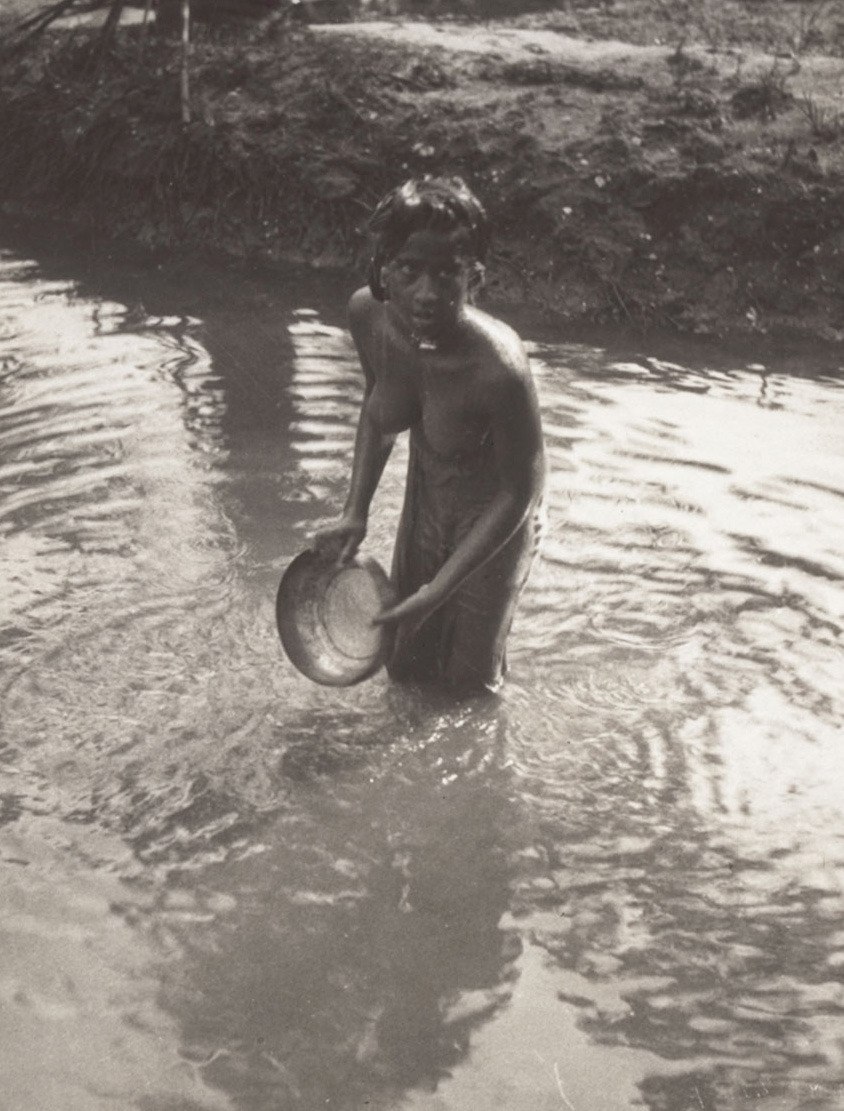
[149,694,518,1109]
[2,240,844,1110]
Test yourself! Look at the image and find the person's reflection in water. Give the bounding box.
[354,702,519,1085]
[156,692,524,1108]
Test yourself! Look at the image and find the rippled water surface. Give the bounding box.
[2,245,844,1111]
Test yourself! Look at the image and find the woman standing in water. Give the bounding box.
[314,177,545,693]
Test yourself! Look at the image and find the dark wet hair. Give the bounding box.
[367,176,490,301]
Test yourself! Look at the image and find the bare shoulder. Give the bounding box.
[347,286,379,337]
[466,307,532,387]
[346,288,386,385]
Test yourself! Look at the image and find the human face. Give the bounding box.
[382,228,474,347]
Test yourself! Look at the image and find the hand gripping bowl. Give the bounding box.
[276,549,397,686]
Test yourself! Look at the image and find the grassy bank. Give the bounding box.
[1,3,844,340]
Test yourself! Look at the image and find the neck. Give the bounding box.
[410,314,467,355]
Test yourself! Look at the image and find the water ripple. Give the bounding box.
[3,252,844,1111]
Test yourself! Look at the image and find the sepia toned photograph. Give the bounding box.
[1,1,843,1108]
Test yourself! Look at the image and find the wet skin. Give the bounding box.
[313,228,546,633]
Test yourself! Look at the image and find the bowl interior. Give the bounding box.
[276,551,394,686]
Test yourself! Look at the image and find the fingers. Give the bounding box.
[371,606,397,627]
[307,529,333,554]
[372,594,431,629]
[372,599,409,626]
[339,534,360,565]
[308,526,360,563]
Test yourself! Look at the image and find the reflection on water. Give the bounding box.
[1,245,844,1111]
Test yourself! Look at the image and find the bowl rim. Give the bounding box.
[276,549,396,686]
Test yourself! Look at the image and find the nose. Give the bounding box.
[414,272,438,305]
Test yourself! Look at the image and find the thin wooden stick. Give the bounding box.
[180,0,192,126]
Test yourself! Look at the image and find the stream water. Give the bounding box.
[1,242,844,1111]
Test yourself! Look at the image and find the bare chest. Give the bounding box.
[368,332,490,456]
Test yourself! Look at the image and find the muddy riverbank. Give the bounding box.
[2,4,844,342]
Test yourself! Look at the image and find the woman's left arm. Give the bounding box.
[375,354,545,627]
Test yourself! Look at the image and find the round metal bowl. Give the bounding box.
[275,549,396,686]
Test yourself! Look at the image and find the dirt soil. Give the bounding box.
[1,2,844,341]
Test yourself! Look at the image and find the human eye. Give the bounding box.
[434,258,464,279]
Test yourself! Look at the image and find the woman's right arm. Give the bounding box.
[311,291,395,562]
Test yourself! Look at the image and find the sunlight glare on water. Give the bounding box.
[1,246,844,1111]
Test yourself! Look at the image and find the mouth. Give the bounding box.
[411,311,437,331]
[409,314,439,351]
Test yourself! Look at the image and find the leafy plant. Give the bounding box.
[730,62,794,120]
[786,0,835,56]
[796,92,844,139]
